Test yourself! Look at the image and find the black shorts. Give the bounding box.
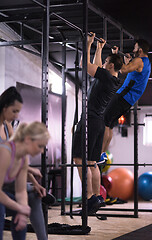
[72,117,105,162]
[104,94,131,129]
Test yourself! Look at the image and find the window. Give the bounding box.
[143,116,152,146]
[48,69,71,95]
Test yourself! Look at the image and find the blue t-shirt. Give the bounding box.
[117,57,151,105]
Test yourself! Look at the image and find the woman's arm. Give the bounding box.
[27,166,46,197]
[0,148,30,215]
[28,172,46,198]
[28,166,42,178]
[14,157,31,231]
[15,156,29,206]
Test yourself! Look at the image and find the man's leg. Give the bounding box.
[74,158,103,214]
[103,94,132,148]
[101,127,113,153]
[73,119,103,214]
[74,158,93,199]
[90,162,101,196]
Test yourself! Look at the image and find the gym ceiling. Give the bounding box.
[0,0,151,83]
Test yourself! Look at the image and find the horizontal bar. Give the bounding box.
[0,6,41,12]
[0,39,41,47]
[50,2,83,10]
[51,12,129,57]
[60,162,152,167]
[50,59,63,67]
[31,0,46,9]
[88,32,129,57]
[99,163,152,166]
[96,213,136,218]
[64,211,136,218]
[65,67,82,72]
[59,163,96,167]
[51,12,84,37]
[100,208,152,212]
[131,123,145,126]
[30,164,54,168]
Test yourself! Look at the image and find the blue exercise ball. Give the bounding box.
[138,172,152,201]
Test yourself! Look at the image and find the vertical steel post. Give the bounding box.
[70,42,79,218]
[41,0,50,229]
[61,42,67,215]
[134,102,138,218]
[82,0,88,230]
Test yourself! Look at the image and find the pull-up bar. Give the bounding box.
[51,12,130,57]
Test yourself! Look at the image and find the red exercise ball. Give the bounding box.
[102,175,112,192]
[108,168,134,200]
[100,185,107,200]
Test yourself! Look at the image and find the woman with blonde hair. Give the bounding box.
[0,121,50,240]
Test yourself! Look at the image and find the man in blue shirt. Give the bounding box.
[102,39,151,152]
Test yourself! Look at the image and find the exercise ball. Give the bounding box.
[138,172,152,201]
[102,175,112,192]
[100,185,107,200]
[101,151,113,173]
[108,168,134,200]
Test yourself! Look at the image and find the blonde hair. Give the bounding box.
[10,121,50,142]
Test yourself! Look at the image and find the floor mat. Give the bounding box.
[27,222,91,235]
[112,224,152,240]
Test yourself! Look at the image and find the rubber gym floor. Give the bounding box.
[3,200,152,240]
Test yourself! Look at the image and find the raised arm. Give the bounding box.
[93,37,106,67]
[121,57,143,74]
[80,33,107,77]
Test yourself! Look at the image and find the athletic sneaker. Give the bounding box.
[97,195,106,207]
[87,195,101,215]
[97,152,108,165]
[105,196,117,205]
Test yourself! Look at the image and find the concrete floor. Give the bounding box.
[3,201,152,240]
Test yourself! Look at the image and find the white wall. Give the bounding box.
[0,47,5,93]
[108,105,152,177]
[5,46,42,89]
